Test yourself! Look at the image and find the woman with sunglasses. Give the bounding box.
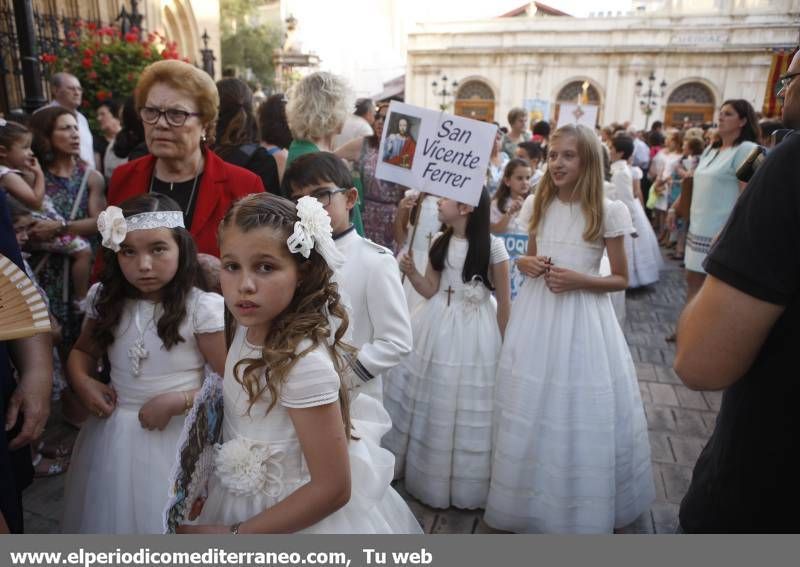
[104,60,265,260]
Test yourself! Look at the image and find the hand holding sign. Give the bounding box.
[399,249,416,276]
[376,101,496,207]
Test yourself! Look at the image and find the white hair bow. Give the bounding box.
[286,196,345,270]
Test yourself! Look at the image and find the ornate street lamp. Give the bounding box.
[432,75,458,111]
[635,72,667,129]
[200,30,216,77]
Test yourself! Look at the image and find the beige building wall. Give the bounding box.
[406,0,799,128]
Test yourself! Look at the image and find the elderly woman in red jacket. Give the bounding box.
[106,60,263,257]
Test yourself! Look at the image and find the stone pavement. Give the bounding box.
[22,251,715,534]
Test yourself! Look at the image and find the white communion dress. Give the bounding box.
[62,284,224,534]
[485,197,655,533]
[383,235,509,509]
[195,326,422,533]
[610,160,662,288]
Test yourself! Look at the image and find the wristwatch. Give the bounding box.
[230,522,242,535]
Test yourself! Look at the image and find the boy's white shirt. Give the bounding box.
[335,227,412,402]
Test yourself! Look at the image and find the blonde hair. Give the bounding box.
[218,193,356,437]
[684,127,704,141]
[285,72,352,141]
[134,60,219,143]
[528,124,605,242]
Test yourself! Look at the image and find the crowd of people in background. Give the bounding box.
[0,50,797,535]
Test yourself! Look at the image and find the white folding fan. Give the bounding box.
[0,254,51,341]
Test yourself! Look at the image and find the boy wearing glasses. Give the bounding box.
[283,152,412,403]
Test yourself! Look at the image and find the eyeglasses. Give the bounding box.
[139,106,201,127]
[292,187,348,206]
[776,71,800,98]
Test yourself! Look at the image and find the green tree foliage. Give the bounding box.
[219,0,281,89]
[221,24,281,89]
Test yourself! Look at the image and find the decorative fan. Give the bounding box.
[163,366,224,533]
[0,254,51,341]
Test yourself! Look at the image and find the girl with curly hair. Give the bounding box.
[179,193,421,534]
[62,194,226,533]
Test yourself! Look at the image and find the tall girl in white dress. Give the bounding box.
[62,195,226,533]
[608,136,661,288]
[485,125,654,533]
[383,189,511,510]
[179,193,421,534]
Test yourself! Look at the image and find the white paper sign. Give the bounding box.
[375,101,496,206]
[556,103,599,129]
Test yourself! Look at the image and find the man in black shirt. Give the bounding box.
[674,50,800,532]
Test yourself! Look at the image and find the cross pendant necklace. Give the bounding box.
[128,302,151,377]
[444,285,455,306]
[148,163,202,220]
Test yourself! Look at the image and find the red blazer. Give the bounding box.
[107,150,264,256]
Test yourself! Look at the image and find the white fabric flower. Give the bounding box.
[214,437,285,497]
[463,277,489,305]
[287,197,331,258]
[97,206,128,252]
[286,196,345,270]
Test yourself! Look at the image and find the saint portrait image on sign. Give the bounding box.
[382,112,420,169]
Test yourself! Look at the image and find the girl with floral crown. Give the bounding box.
[62,194,226,533]
[178,193,421,534]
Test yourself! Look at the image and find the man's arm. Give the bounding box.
[674,275,784,391]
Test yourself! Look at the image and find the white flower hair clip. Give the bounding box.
[286,196,345,270]
[97,206,128,252]
[97,205,185,252]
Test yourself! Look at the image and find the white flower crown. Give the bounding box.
[286,196,345,270]
[97,206,185,252]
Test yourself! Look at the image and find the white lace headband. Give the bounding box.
[97,205,185,252]
[286,196,345,270]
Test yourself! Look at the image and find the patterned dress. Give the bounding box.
[358,140,404,251]
[30,161,93,352]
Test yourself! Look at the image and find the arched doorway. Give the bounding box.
[454,80,495,122]
[162,0,200,65]
[554,80,602,126]
[665,82,715,127]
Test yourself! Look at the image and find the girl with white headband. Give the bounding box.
[178,193,421,534]
[62,194,226,534]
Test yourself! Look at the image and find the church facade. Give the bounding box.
[404,0,799,129]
